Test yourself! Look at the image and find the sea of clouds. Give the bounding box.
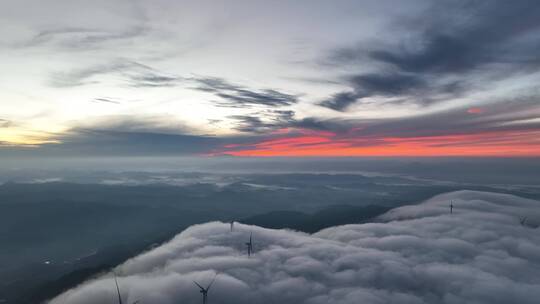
[49,190,540,304]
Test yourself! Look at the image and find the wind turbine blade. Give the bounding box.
[206,274,217,290]
[114,274,123,304]
[194,281,205,290]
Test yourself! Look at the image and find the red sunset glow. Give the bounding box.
[216,129,540,157]
[467,107,484,114]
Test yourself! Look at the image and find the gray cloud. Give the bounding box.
[0,115,216,156]
[367,1,540,74]
[48,190,540,304]
[6,0,149,51]
[229,110,295,133]
[193,77,299,108]
[321,0,540,111]
[348,97,540,139]
[290,117,349,132]
[23,26,148,50]
[91,97,121,105]
[319,73,456,111]
[4,93,537,157]
[128,74,181,87]
[73,115,197,134]
[229,93,540,140]
[0,115,271,157]
[0,119,14,128]
[42,129,223,156]
[50,59,182,88]
[319,91,360,112]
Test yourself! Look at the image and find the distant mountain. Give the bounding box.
[241,204,391,233]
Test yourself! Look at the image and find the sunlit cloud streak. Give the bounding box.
[217,129,540,157]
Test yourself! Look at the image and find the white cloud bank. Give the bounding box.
[49,190,540,304]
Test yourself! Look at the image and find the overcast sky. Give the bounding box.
[1,0,539,157]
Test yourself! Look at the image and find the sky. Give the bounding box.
[1,0,540,157]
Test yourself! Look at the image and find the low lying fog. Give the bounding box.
[50,191,540,304]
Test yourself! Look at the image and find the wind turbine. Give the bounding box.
[246,232,253,257]
[113,273,140,304]
[194,275,217,304]
[114,273,123,304]
[450,200,454,214]
[230,220,234,232]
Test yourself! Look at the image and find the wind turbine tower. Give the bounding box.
[246,232,253,257]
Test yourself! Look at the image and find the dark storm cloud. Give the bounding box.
[49,191,540,304]
[321,0,540,111]
[50,59,182,88]
[192,77,299,108]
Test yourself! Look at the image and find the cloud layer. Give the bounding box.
[321,0,540,111]
[49,191,540,304]
[2,1,540,156]
[192,77,299,108]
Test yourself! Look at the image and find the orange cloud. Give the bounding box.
[215,130,540,157]
[467,107,484,114]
